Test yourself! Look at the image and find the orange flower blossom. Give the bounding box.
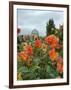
[49,48,58,62]
[19,51,29,61]
[45,35,59,48]
[25,45,33,56]
[34,39,42,48]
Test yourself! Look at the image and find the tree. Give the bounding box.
[46,19,55,36]
[59,25,63,44]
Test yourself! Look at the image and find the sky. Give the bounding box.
[17,9,64,36]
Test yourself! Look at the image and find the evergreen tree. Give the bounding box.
[46,19,55,36]
[59,25,63,44]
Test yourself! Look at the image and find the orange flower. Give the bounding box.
[19,51,29,61]
[45,35,59,48]
[34,39,42,48]
[25,45,33,56]
[57,62,63,74]
[49,48,58,62]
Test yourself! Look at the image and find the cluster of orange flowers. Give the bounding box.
[19,51,29,61]
[19,45,33,61]
[45,35,59,48]
[19,34,63,74]
[45,35,63,74]
[25,45,33,56]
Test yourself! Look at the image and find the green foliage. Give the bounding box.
[46,64,59,78]
[17,35,23,44]
[17,49,61,80]
[59,25,63,44]
[17,44,23,52]
[46,19,55,36]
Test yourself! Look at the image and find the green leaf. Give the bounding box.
[33,57,41,66]
[46,64,59,78]
[17,44,23,52]
[18,66,29,73]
